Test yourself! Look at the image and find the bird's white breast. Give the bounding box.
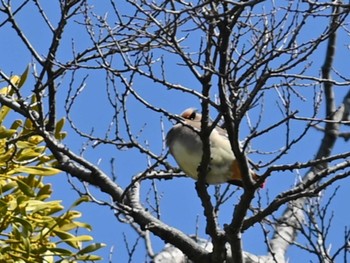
[170,129,236,184]
[170,140,202,180]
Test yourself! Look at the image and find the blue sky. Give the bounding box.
[1,1,350,262]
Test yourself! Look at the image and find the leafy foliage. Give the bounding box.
[0,68,105,262]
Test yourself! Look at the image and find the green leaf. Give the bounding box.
[77,243,106,255]
[21,235,31,254]
[63,235,93,243]
[75,254,103,261]
[18,65,30,89]
[70,221,92,231]
[12,217,33,234]
[59,220,92,232]
[47,247,73,256]
[36,184,52,200]
[16,179,35,197]
[0,181,17,193]
[55,118,65,139]
[70,196,90,209]
[54,230,80,249]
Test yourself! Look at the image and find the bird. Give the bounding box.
[166,108,263,187]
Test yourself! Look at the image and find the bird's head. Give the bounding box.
[180,108,201,122]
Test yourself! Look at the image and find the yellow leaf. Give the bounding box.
[37,184,53,200]
[16,140,38,148]
[64,210,82,220]
[28,135,43,145]
[47,247,73,256]
[11,166,61,176]
[0,126,16,139]
[15,149,42,162]
[10,75,20,86]
[10,120,22,130]
[0,106,11,125]
[58,222,78,232]
[39,156,52,163]
[7,198,18,211]
[23,200,63,213]
[0,147,15,163]
[0,86,11,95]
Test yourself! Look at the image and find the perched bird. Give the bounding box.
[166,108,262,187]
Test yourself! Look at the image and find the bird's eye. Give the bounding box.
[189,111,196,120]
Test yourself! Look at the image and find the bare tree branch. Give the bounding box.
[1,0,350,262]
